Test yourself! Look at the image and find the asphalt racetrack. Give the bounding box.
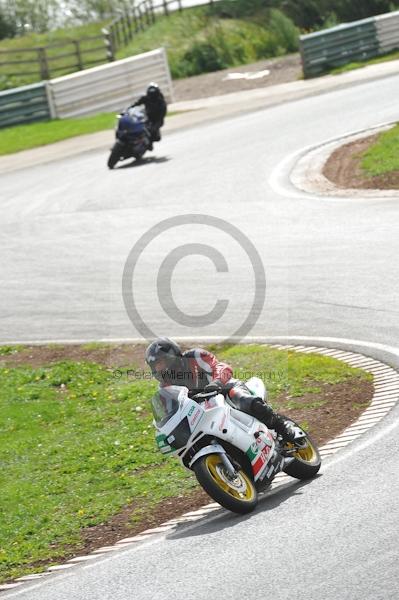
[1,73,399,599]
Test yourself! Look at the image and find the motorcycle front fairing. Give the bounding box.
[151,385,283,485]
[116,108,148,148]
[152,386,206,455]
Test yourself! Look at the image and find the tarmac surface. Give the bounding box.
[1,63,399,600]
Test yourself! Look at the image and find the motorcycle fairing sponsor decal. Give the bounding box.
[189,408,202,429]
[246,432,274,478]
[156,432,173,454]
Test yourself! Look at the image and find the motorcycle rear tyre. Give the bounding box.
[283,420,321,480]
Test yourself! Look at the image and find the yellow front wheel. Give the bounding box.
[194,454,258,514]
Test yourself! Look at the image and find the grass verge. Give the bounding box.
[360,123,399,177]
[0,111,179,156]
[0,343,372,582]
[329,49,399,76]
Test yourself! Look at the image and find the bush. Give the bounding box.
[181,41,228,77]
[268,8,299,53]
[172,10,299,78]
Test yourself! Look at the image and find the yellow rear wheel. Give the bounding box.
[283,424,321,479]
[294,437,319,463]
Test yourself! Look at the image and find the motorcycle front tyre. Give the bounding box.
[107,142,124,169]
[193,453,258,515]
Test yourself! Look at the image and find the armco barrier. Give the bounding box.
[48,48,173,119]
[300,10,399,78]
[0,82,52,128]
[375,11,399,53]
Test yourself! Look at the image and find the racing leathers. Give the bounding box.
[130,92,167,143]
[158,347,295,441]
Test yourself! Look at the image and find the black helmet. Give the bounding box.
[147,82,160,98]
[145,337,183,382]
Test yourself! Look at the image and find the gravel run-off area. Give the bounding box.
[173,53,302,101]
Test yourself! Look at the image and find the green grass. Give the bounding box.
[0,343,370,582]
[360,123,399,177]
[329,49,399,76]
[0,22,107,50]
[0,110,180,155]
[213,344,370,398]
[0,345,24,355]
[0,113,115,155]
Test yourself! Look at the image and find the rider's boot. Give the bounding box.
[251,398,297,443]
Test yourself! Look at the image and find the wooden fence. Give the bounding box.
[101,0,215,56]
[0,35,112,83]
[0,0,214,87]
[0,48,173,127]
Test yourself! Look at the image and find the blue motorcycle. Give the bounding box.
[107,107,152,169]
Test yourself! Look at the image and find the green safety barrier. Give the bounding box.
[0,82,51,128]
[300,17,379,78]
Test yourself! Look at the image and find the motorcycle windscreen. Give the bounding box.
[151,385,189,427]
[118,114,144,137]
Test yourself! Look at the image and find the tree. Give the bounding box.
[60,1,127,24]
[0,8,16,38]
[280,1,329,29]
[0,0,60,33]
[332,1,399,22]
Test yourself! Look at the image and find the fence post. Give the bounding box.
[178,0,182,11]
[137,4,144,31]
[120,14,129,46]
[115,21,122,48]
[125,10,133,41]
[163,0,169,16]
[132,8,139,32]
[37,47,50,80]
[145,1,151,26]
[102,28,115,61]
[149,0,156,23]
[73,40,83,70]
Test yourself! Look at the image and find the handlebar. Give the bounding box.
[192,390,218,400]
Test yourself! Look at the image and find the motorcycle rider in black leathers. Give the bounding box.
[129,83,167,151]
[145,337,298,442]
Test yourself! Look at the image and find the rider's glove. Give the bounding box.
[204,379,223,393]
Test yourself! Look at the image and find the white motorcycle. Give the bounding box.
[151,377,321,514]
